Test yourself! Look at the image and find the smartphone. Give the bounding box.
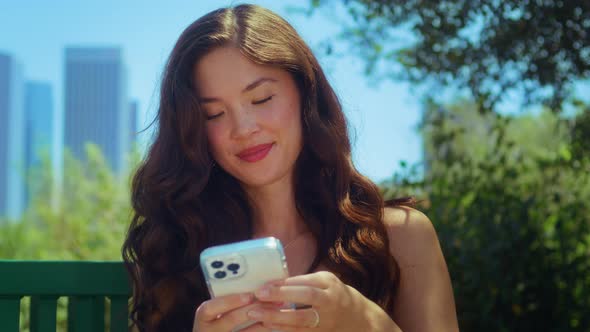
[200,237,291,331]
[200,236,290,298]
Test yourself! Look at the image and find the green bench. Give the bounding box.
[0,260,131,332]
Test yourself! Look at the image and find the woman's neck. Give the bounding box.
[244,176,308,244]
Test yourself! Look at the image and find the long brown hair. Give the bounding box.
[122,4,402,331]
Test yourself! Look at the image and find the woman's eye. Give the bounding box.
[206,112,224,120]
[252,95,274,105]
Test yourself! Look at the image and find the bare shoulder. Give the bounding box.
[382,205,434,233]
[382,206,459,331]
[382,206,439,266]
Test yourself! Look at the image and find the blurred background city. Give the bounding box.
[1,0,589,331]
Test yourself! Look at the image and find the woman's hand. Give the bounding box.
[193,292,276,332]
[248,271,401,332]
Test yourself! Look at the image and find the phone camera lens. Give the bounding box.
[211,261,224,269]
[227,263,240,274]
[214,271,227,279]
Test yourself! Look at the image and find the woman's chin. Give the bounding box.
[235,170,292,191]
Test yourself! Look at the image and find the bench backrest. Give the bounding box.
[0,260,131,332]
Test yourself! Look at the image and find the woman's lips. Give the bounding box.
[236,143,274,162]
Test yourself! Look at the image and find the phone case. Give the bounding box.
[200,237,290,298]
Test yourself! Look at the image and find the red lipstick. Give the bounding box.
[236,143,274,162]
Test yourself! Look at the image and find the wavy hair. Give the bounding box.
[122,4,405,331]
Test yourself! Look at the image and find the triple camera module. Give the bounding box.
[207,255,246,280]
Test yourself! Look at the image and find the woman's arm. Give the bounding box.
[242,206,458,332]
[384,206,459,332]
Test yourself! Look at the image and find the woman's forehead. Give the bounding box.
[193,47,285,96]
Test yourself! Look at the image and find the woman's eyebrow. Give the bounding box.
[199,77,277,104]
[242,77,277,93]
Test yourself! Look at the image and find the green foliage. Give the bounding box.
[382,102,590,331]
[0,143,139,332]
[571,103,590,160]
[421,99,572,168]
[0,143,137,260]
[310,0,590,111]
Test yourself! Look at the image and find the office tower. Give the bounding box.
[0,53,25,220]
[64,47,129,174]
[129,100,138,148]
[24,81,56,205]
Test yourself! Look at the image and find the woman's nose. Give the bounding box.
[230,106,259,139]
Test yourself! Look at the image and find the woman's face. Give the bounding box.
[193,46,303,189]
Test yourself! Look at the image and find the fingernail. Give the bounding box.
[256,288,270,298]
[241,293,252,303]
[247,310,262,319]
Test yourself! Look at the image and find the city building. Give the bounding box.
[24,81,56,206]
[64,47,129,174]
[0,53,25,220]
[129,100,138,149]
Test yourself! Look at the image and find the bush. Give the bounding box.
[382,103,590,331]
[0,143,138,332]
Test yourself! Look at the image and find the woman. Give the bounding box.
[122,4,458,332]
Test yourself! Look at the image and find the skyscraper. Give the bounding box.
[24,81,56,206]
[0,53,25,220]
[64,47,129,174]
[129,100,138,149]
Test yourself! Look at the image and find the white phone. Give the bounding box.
[200,237,291,331]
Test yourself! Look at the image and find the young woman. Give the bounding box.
[122,4,458,332]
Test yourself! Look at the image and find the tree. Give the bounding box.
[570,102,590,160]
[0,144,140,332]
[309,0,590,111]
[0,143,139,260]
[421,99,571,169]
[381,100,590,331]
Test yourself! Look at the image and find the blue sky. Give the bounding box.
[0,0,424,182]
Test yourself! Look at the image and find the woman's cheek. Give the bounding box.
[206,126,226,159]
